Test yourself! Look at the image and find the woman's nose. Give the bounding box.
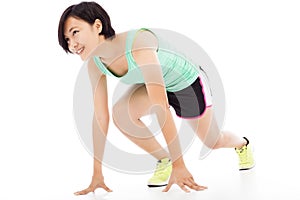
[69,39,78,53]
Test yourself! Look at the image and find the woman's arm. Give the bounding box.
[132,30,183,165]
[132,47,184,167]
[88,58,110,166]
[132,31,205,192]
[74,59,111,195]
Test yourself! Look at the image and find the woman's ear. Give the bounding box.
[94,19,102,34]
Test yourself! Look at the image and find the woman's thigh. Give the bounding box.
[113,84,152,120]
[185,107,221,148]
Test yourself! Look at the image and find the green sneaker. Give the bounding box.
[235,137,255,170]
[147,158,172,187]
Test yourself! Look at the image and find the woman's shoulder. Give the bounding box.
[127,28,158,50]
[112,28,158,51]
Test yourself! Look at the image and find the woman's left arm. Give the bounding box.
[133,47,183,162]
[132,31,206,192]
[132,30,184,164]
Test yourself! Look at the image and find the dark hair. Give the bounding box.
[58,1,115,53]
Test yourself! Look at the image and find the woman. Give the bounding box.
[58,1,254,195]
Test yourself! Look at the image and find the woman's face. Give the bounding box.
[64,17,103,60]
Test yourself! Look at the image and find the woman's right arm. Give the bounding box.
[74,59,112,195]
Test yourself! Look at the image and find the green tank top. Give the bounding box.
[93,28,199,92]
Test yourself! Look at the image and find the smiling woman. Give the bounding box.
[63,17,105,59]
[57,1,254,196]
[58,1,115,57]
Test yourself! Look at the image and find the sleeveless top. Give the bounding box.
[93,28,199,92]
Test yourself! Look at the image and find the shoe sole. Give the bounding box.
[147,183,167,188]
[239,164,255,171]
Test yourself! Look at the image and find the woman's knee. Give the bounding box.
[210,134,224,149]
[112,101,127,126]
[112,99,141,128]
[201,133,223,149]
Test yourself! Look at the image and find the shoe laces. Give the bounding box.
[237,146,248,163]
[153,160,169,176]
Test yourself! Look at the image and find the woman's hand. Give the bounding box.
[74,175,112,195]
[163,164,207,193]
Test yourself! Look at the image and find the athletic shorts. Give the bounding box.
[167,77,210,118]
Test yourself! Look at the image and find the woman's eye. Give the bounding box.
[73,30,79,36]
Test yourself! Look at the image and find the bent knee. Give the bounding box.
[112,101,140,127]
[211,134,225,149]
[112,102,126,123]
[204,134,224,150]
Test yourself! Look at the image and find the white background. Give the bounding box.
[0,0,300,199]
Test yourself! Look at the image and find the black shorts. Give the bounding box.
[167,77,207,118]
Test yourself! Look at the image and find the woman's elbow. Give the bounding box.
[94,112,110,124]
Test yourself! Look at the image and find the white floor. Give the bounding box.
[22,130,298,200]
[1,95,300,200]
